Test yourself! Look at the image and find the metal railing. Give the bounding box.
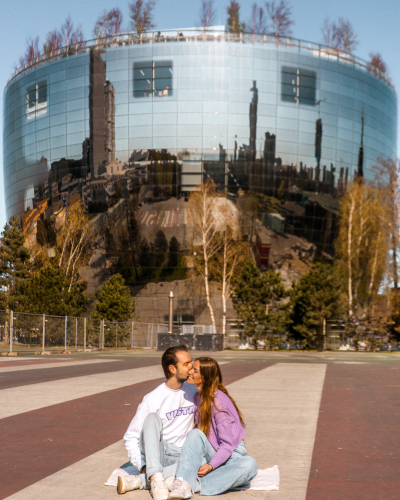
[6,28,393,91]
[0,310,224,352]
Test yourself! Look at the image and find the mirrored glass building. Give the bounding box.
[3,29,397,265]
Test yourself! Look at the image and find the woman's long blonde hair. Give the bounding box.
[195,357,245,438]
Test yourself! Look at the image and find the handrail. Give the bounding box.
[4,28,395,93]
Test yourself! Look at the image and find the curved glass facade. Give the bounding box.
[3,31,397,259]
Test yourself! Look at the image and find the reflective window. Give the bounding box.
[133,60,173,98]
[281,67,316,106]
[26,80,48,119]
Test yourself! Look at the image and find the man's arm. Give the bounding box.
[123,401,150,470]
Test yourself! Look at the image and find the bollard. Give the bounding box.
[64,316,67,351]
[84,317,87,350]
[10,310,13,353]
[75,318,78,349]
[42,314,45,352]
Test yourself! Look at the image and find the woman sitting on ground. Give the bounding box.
[168,357,257,499]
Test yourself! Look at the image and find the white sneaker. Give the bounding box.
[168,478,192,500]
[150,472,169,500]
[165,476,175,491]
[117,474,141,494]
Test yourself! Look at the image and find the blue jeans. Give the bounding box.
[175,429,258,496]
[137,413,181,489]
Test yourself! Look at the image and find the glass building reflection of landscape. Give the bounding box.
[3,28,397,279]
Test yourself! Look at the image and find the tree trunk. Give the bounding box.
[347,194,355,317]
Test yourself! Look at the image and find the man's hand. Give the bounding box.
[197,464,213,477]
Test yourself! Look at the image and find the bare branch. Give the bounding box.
[265,0,293,37]
[93,8,123,39]
[369,52,387,74]
[249,3,267,34]
[198,0,216,30]
[321,17,358,53]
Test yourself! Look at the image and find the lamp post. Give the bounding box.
[168,291,174,334]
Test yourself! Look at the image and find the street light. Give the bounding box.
[168,291,174,334]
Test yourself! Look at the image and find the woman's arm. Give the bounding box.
[208,402,240,470]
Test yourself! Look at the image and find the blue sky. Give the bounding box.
[1,0,399,230]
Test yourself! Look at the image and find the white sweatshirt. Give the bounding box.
[124,381,198,470]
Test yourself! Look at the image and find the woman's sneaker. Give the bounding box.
[168,478,192,500]
[150,472,169,500]
[117,474,141,494]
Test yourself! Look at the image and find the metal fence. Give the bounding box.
[0,310,227,352]
[0,310,175,352]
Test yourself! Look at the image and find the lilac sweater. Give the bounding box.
[194,389,246,470]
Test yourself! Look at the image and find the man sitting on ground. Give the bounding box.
[118,345,196,499]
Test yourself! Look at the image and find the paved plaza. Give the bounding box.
[1,350,400,499]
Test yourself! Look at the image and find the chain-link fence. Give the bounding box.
[0,310,290,352]
[0,310,225,352]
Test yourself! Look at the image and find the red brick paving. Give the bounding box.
[306,364,400,500]
[0,360,270,499]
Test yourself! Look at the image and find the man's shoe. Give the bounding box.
[165,476,175,491]
[150,472,169,500]
[168,478,192,500]
[117,474,141,494]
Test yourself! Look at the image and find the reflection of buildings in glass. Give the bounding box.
[3,30,397,262]
[89,49,115,178]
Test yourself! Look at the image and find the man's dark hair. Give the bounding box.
[162,345,188,379]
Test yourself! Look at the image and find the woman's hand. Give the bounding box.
[197,464,213,477]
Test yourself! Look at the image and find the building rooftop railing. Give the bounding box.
[5,28,395,93]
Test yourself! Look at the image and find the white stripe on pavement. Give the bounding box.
[5,363,326,500]
[0,364,165,419]
[0,358,118,374]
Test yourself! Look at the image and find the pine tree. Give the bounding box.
[233,260,287,348]
[0,217,31,342]
[290,262,345,349]
[24,265,88,316]
[93,273,134,322]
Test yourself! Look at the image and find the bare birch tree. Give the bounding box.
[56,200,92,292]
[93,8,123,39]
[129,0,156,36]
[321,17,358,53]
[336,180,390,317]
[189,181,221,331]
[249,3,267,34]
[265,0,293,38]
[212,225,251,335]
[198,0,216,31]
[373,158,400,319]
